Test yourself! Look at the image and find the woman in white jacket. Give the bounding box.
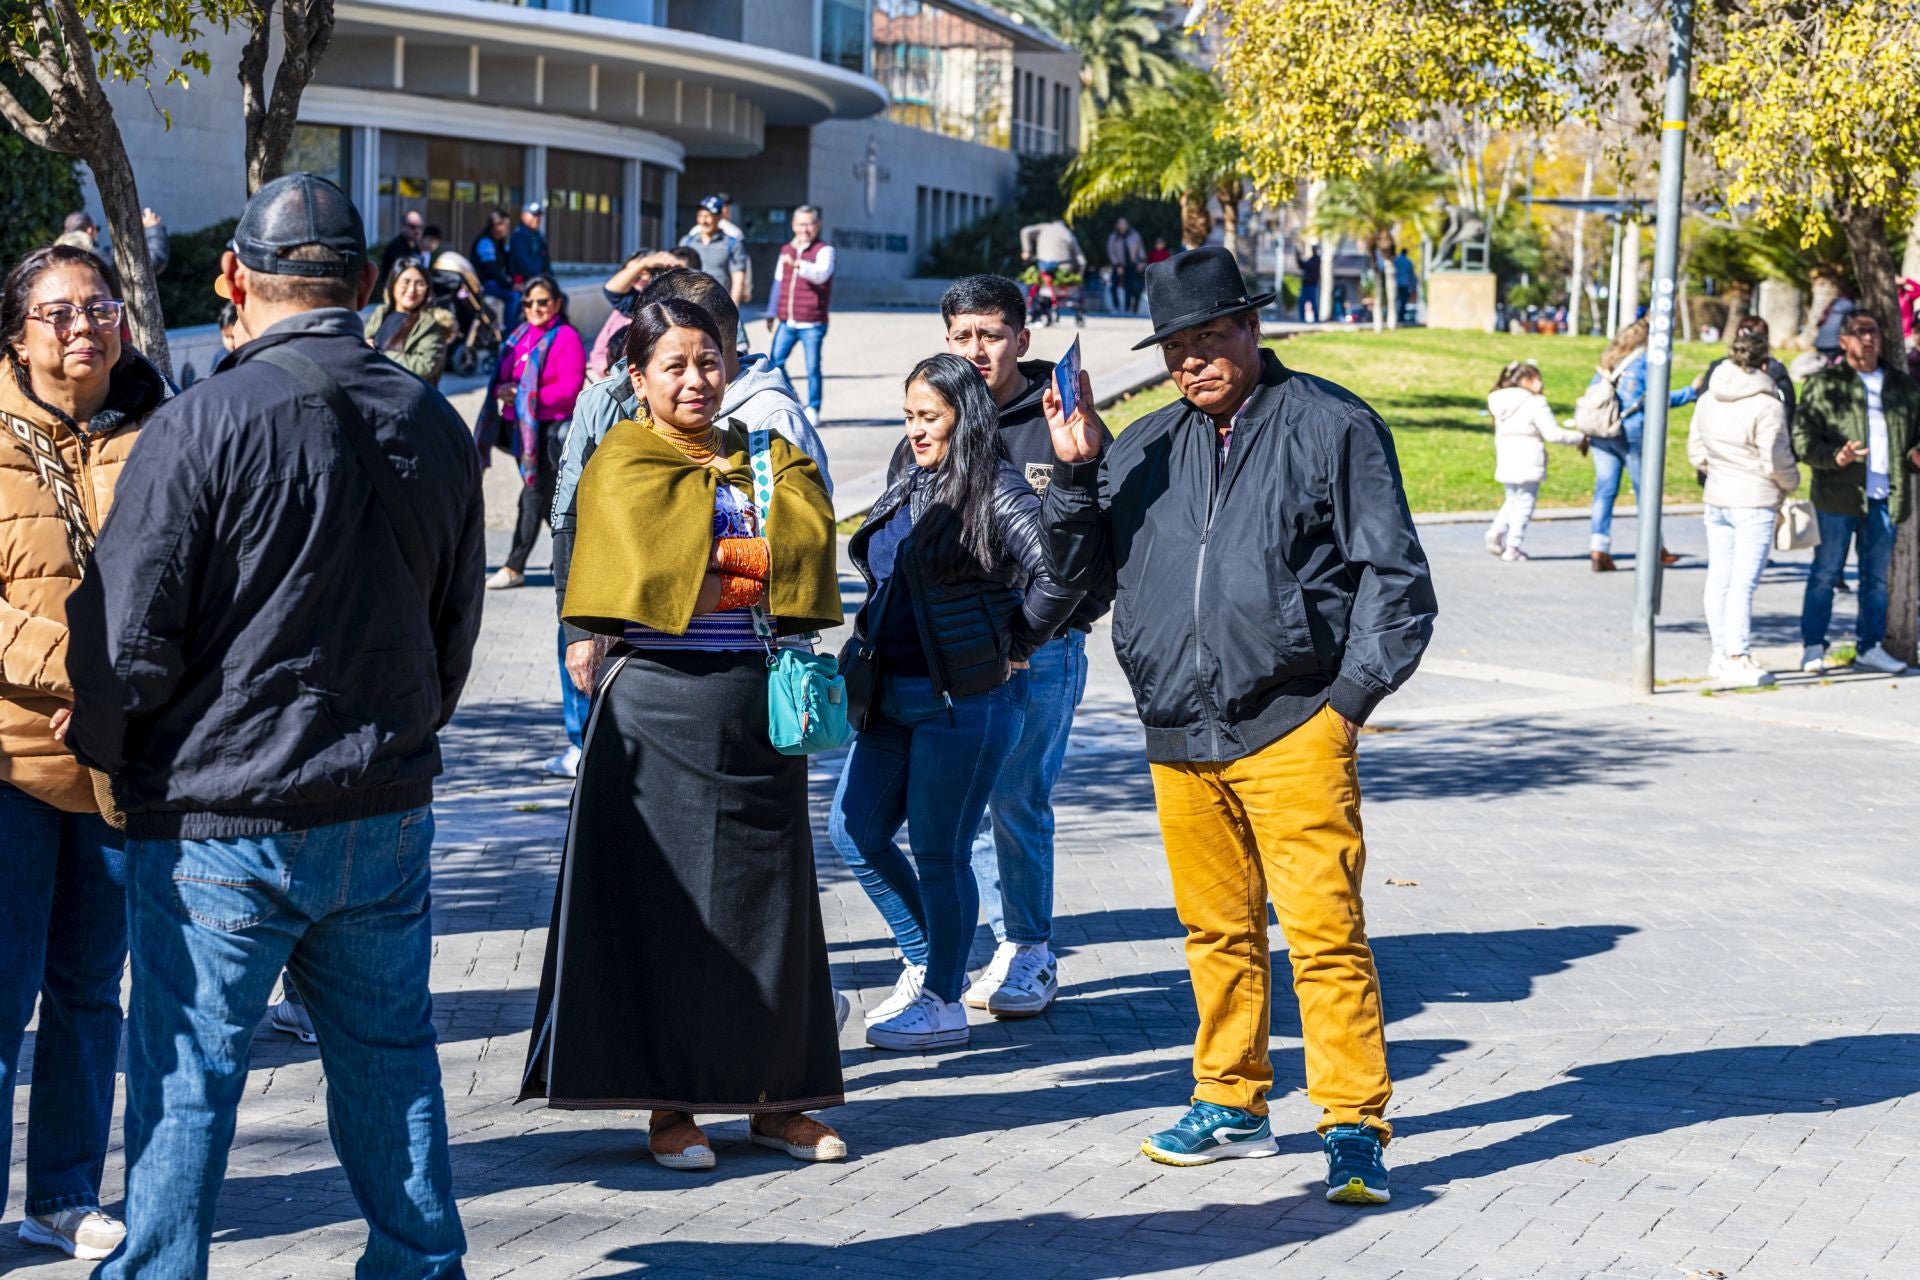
[1686,327,1801,688]
[1485,361,1588,561]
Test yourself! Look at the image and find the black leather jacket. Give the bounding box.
[848,460,1083,700]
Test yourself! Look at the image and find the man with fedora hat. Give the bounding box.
[66,172,481,1276]
[1041,246,1435,1202]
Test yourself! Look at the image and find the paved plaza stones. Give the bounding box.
[7,388,1920,1277]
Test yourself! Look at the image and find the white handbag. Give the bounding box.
[1774,499,1821,553]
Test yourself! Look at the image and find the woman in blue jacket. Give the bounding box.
[1587,317,1687,572]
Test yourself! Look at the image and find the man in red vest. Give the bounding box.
[763,204,835,426]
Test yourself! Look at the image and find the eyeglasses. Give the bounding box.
[523,295,556,310]
[30,300,125,333]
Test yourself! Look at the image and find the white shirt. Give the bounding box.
[1860,368,1891,500]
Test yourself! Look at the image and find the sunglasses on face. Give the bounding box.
[524,296,556,310]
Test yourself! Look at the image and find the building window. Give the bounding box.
[872,0,1012,148]
[378,132,523,256]
[640,164,665,251]
[547,148,625,263]
[286,124,353,194]
[820,0,869,74]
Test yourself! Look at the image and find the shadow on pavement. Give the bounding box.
[1357,720,1699,802]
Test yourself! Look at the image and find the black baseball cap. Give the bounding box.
[230,172,367,278]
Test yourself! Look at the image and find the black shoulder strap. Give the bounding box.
[255,345,431,584]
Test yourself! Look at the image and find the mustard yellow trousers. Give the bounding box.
[1148,703,1392,1140]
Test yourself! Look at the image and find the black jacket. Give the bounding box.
[888,359,1111,630]
[849,460,1083,700]
[1044,348,1436,764]
[66,309,487,838]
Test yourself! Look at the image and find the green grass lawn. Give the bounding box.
[1105,329,1721,514]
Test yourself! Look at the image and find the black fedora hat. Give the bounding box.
[1133,246,1274,350]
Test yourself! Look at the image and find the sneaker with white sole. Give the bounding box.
[1855,644,1910,676]
[19,1208,126,1261]
[1483,526,1505,557]
[985,944,1058,1019]
[1801,643,1832,673]
[541,745,581,778]
[485,566,525,590]
[1707,653,1727,683]
[269,998,318,1044]
[1139,1101,1277,1167]
[865,963,926,1026]
[962,942,1018,1010]
[1718,655,1776,689]
[1500,546,1529,562]
[865,991,969,1051]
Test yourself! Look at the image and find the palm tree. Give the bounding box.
[1065,69,1246,255]
[1313,159,1449,331]
[1000,0,1182,151]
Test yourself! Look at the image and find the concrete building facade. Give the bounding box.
[89,0,1079,305]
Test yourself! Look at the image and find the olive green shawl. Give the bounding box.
[563,418,841,637]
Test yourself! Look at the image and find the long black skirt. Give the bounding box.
[517,647,844,1113]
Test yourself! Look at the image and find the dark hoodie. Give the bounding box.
[889,357,1111,630]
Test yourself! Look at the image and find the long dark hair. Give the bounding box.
[2,243,122,426]
[623,297,723,370]
[383,260,429,312]
[906,353,1008,579]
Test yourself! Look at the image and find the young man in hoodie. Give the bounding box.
[551,267,831,701]
[879,275,1109,1020]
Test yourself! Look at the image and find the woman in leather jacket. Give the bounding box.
[831,353,1082,1053]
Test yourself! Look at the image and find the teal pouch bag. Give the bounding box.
[748,428,851,755]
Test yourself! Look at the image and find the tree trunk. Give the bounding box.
[1568,156,1592,336]
[1677,240,1693,343]
[1724,281,1751,333]
[1841,202,1917,662]
[1372,249,1386,334]
[1178,191,1210,250]
[1217,185,1241,263]
[240,0,338,194]
[87,127,169,380]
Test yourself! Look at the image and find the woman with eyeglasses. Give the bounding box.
[482,273,586,590]
[0,244,168,1262]
[363,260,452,386]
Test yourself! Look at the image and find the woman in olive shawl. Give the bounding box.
[519,298,846,1171]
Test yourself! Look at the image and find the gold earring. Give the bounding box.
[638,399,654,427]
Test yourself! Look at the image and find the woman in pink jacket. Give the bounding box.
[487,274,587,590]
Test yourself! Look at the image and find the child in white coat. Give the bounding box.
[1485,360,1588,561]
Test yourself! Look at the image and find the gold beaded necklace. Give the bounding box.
[640,399,723,466]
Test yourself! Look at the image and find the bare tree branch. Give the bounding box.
[241,0,336,192]
[0,76,61,150]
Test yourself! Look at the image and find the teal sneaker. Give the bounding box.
[1323,1123,1391,1204]
[1139,1101,1278,1167]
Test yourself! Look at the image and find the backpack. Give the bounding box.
[1573,364,1626,439]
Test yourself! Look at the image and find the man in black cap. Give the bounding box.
[1041,246,1435,1202]
[680,194,750,306]
[66,172,481,1277]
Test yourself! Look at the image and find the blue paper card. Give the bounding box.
[1053,337,1082,422]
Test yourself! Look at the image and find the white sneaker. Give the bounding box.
[864,963,926,1026]
[1719,655,1777,689]
[1483,526,1505,556]
[269,998,318,1044]
[485,566,525,590]
[985,944,1059,1019]
[865,991,969,1051]
[1801,643,1831,673]
[1854,644,1910,676]
[541,745,581,778]
[963,941,1019,1010]
[804,406,821,428]
[19,1209,125,1261]
[1707,653,1727,683]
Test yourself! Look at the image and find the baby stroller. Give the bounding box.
[1024,266,1086,329]
[428,250,504,378]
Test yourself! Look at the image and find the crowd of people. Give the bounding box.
[3,159,1912,1279]
[0,165,1434,1275]
[1481,309,1920,687]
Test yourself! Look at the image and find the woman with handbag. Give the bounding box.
[828,353,1083,1053]
[0,244,168,1261]
[1582,318,1691,573]
[1687,324,1801,688]
[518,298,847,1172]
[482,274,586,590]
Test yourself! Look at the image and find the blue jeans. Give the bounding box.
[1589,434,1644,552]
[105,808,465,1280]
[0,783,125,1218]
[768,322,826,413]
[829,674,1028,1002]
[1802,499,1894,650]
[558,624,588,751]
[971,632,1087,946]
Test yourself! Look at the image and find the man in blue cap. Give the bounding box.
[67,172,481,1278]
[1040,246,1435,1203]
[680,194,751,307]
